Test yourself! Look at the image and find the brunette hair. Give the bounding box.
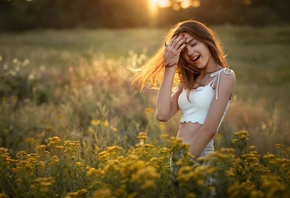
[131,20,228,91]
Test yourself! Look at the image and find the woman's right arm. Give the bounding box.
[156,65,182,122]
[155,34,187,122]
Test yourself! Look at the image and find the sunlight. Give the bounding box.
[181,0,191,9]
[149,0,200,11]
[148,0,158,18]
[155,0,171,8]
[149,0,171,11]
[192,0,200,8]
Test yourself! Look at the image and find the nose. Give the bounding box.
[186,47,194,56]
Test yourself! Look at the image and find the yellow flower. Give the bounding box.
[0,193,7,198]
[145,107,154,114]
[141,180,156,190]
[76,162,84,167]
[186,193,196,198]
[159,122,166,130]
[144,144,155,149]
[137,132,148,140]
[93,188,111,198]
[66,192,79,196]
[128,192,138,198]
[197,179,205,186]
[197,157,205,164]
[275,144,285,149]
[87,128,94,134]
[250,190,264,198]
[104,120,109,126]
[226,168,235,177]
[35,145,47,152]
[249,146,256,150]
[40,187,49,192]
[160,134,168,139]
[90,120,101,125]
[30,184,37,190]
[78,189,88,195]
[232,139,239,144]
[55,146,64,150]
[41,182,53,186]
[158,147,170,154]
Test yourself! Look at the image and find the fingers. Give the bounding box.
[173,36,186,49]
[177,42,187,52]
[169,35,186,50]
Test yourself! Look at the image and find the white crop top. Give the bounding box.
[178,68,233,132]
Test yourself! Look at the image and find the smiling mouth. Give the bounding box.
[192,55,200,62]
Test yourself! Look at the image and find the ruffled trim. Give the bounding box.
[179,120,204,125]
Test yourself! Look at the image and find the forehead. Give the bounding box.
[183,33,195,42]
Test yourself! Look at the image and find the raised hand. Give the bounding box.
[164,34,187,67]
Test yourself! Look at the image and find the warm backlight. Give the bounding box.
[154,0,171,8]
[149,0,200,16]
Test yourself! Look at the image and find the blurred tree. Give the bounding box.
[0,0,288,31]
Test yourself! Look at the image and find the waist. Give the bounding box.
[183,139,214,151]
[177,122,202,142]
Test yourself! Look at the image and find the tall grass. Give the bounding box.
[0,25,289,156]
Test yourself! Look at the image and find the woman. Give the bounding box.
[133,20,236,162]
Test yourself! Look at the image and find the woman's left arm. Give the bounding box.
[189,70,236,158]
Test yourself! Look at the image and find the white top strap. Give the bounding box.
[209,68,231,100]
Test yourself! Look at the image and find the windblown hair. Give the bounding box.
[131,20,228,92]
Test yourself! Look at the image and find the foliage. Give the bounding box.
[0,25,289,197]
[0,0,289,31]
[0,132,289,197]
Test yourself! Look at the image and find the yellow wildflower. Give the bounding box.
[250,190,264,198]
[160,134,168,139]
[78,189,88,195]
[66,192,79,196]
[249,146,256,150]
[275,144,285,149]
[104,120,109,126]
[141,180,156,190]
[55,146,64,150]
[232,139,239,144]
[186,193,196,198]
[0,194,7,198]
[197,179,205,186]
[93,188,111,198]
[197,157,205,164]
[128,192,138,198]
[40,187,49,192]
[90,120,101,126]
[137,132,148,140]
[145,107,154,114]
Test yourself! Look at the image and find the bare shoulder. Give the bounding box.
[221,68,236,84]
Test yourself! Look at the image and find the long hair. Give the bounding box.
[131,20,228,92]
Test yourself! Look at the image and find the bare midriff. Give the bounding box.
[176,122,202,142]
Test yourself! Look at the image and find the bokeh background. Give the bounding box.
[1,0,290,155]
[0,0,289,30]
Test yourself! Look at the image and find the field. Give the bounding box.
[0,25,290,197]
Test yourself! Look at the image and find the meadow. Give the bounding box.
[0,25,289,197]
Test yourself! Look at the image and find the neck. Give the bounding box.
[201,64,218,76]
[204,57,219,73]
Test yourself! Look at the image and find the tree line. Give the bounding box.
[0,0,289,31]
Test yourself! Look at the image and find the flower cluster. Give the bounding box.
[0,131,289,197]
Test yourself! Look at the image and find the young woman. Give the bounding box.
[133,20,236,162]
